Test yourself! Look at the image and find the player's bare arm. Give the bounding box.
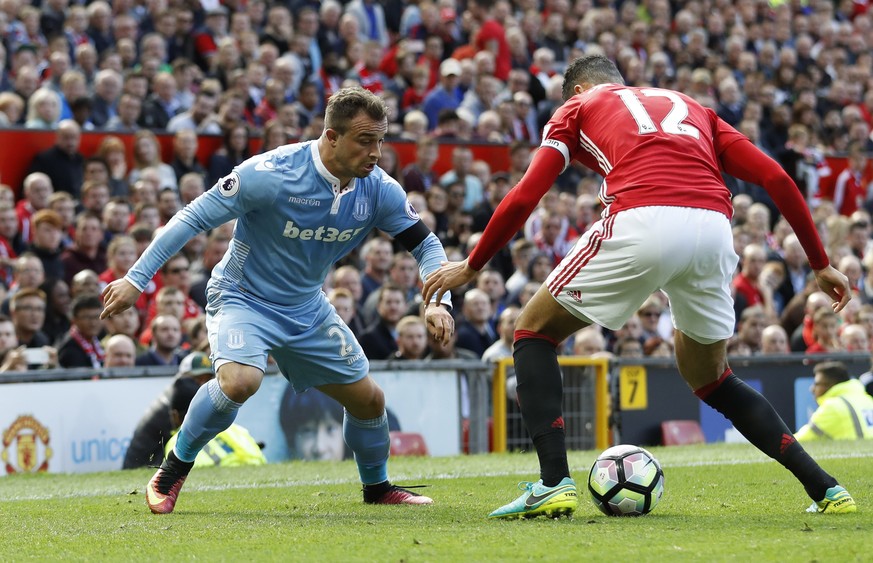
[100,278,142,319]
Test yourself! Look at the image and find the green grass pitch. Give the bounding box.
[1,441,870,562]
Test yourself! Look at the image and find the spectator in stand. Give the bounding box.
[27,120,84,200]
[358,237,393,305]
[422,58,462,130]
[400,110,428,141]
[89,69,122,128]
[477,268,508,319]
[459,75,500,124]
[455,288,497,358]
[145,254,203,324]
[15,172,54,250]
[361,252,420,325]
[57,294,105,369]
[101,198,131,244]
[260,119,290,153]
[103,334,137,368]
[482,306,520,362]
[760,324,790,355]
[328,286,366,338]
[832,143,868,218]
[472,172,511,234]
[178,173,207,206]
[439,146,483,213]
[388,315,429,360]
[469,0,511,81]
[189,231,230,309]
[136,314,185,367]
[571,327,609,357]
[80,181,111,216]
[167,90,222,135]
[777,234,811,310]
[139,71,180,130]
[101,306,146,357]
[0,92,25,126]
[39,277,71,346]
[70,269,101,300]
[104,93,142,133]
[333,265,364,306]
[208,124,251,188]
[728,305,768,356]
[533,210,579,269]
[26,209,65,283]
[504,239,536,304]
[346,0,390,48]
[790,291,834,352]
[24,87,62,129]
[806,309,842,354]
[60,212,107,286]
[10,287,51,349]
[128,130,177,192]
[169,129,206,184]
[733,243,772,320]
[401,136,440,195]
[95,136,130,197]
[839,324,869,353]
[358,283,408,361]
[4,254,45,313]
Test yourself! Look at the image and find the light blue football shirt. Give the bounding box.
[125,140,451,308]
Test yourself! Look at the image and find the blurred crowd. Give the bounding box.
[3,0,873,373]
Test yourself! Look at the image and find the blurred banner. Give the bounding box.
[0,368,462,475]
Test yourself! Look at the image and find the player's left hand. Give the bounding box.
[424,303,454,345]
[813,265,852,313]
[422,259,478,306]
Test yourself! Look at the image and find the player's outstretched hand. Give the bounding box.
[425,303,454,345]
[422,259,478,307]
[813,265,852,313]
[100,278,142,319]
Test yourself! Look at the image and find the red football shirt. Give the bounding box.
[542,84,744,219]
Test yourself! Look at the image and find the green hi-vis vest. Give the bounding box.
[165,424,267,468]
[795,379,873,442]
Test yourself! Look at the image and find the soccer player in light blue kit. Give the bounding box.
[102,87,455,514]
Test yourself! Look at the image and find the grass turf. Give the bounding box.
[1,441,870,562]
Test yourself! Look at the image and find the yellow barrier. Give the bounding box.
[491,356,610,453]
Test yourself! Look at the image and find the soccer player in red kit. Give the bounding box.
[424,55,857,518]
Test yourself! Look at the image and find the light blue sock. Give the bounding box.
[343,410,389,485]
[174,379,243,463]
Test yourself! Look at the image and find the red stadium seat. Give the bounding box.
[389,432,429,456]
[661,420,705,446]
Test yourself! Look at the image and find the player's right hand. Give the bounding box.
[813,265,852,313]
[100,278,142,319]
[422,258,478,306]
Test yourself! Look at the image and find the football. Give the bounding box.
[587,444,665,516]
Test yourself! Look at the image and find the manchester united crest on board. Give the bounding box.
[2,415,52,474]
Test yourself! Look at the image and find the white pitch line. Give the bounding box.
[1,450,870,502]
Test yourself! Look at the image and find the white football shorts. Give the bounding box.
[546,206,738,344]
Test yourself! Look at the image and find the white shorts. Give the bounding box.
[546,206,738,343]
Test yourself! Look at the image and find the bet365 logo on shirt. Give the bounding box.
[282,221,364,242]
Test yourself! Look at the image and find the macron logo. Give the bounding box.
[289,196,320,207]
[282,221,364,242]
